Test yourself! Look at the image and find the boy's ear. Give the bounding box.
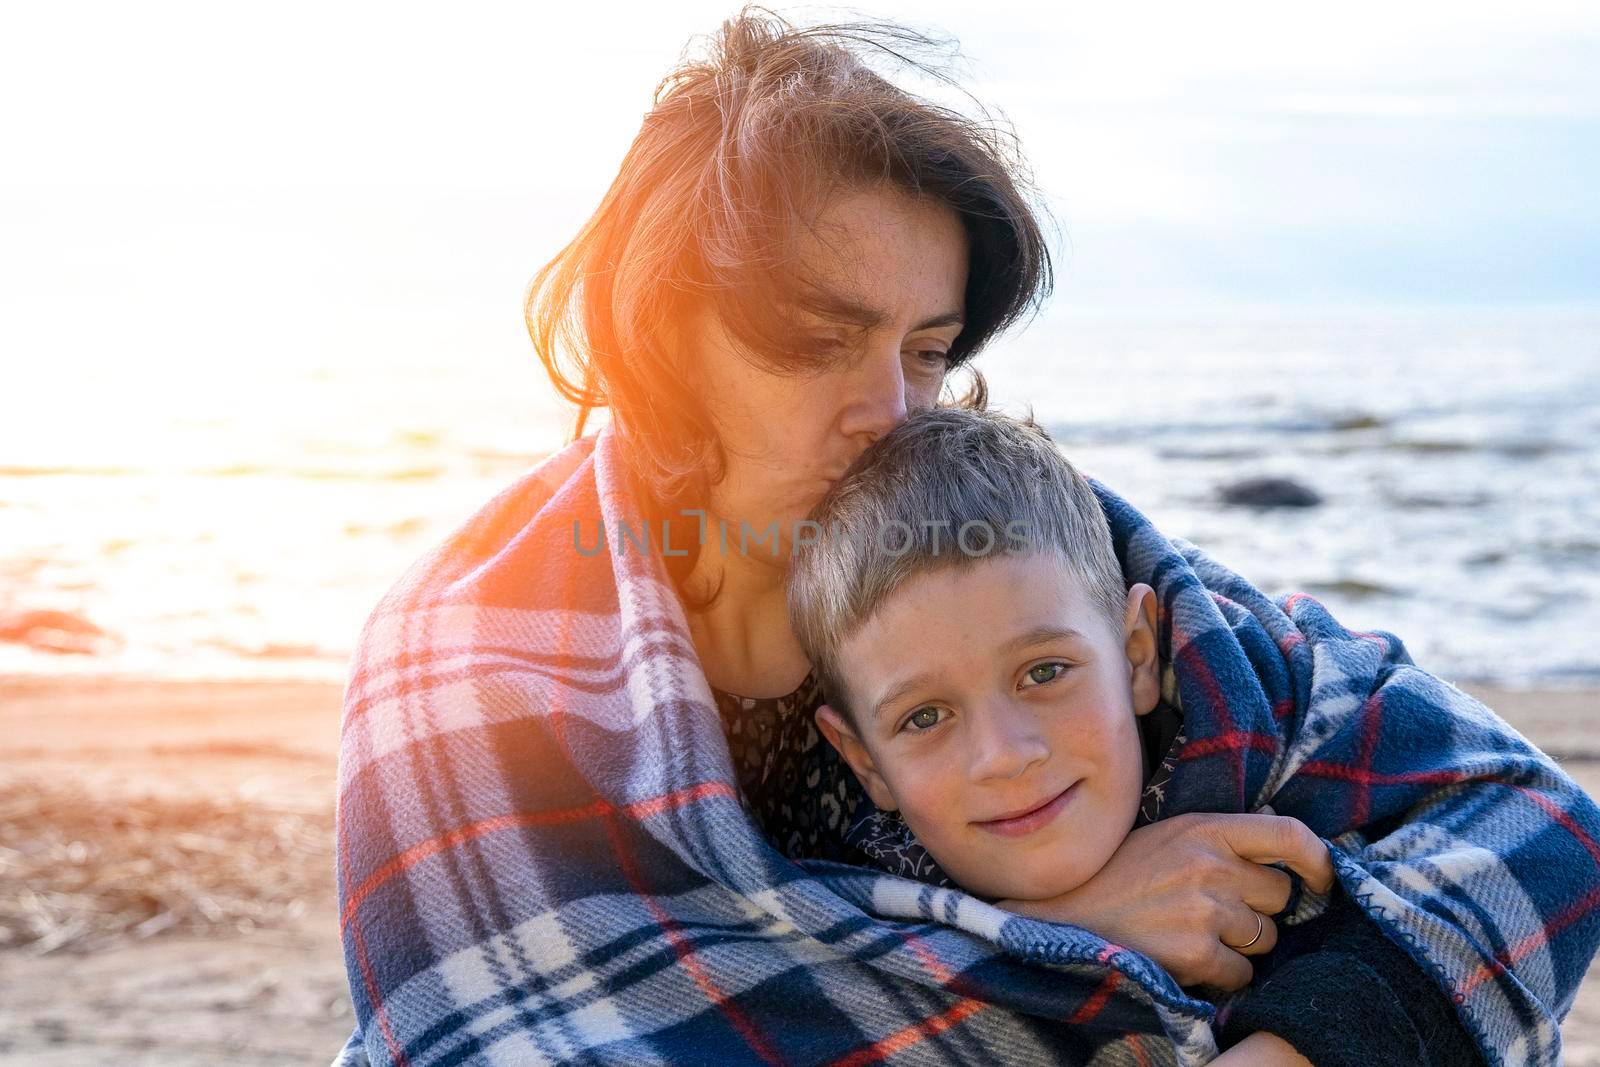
[1122,582,1162,717]
[814,703,898,812]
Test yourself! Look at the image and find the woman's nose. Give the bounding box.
[966,702,1051,782]
[838,344,909,445]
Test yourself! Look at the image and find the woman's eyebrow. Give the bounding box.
[805,293,964,333]
[912,310,965,331]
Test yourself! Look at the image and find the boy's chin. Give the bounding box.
[961,866,1096,903]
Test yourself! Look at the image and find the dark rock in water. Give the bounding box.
[1159,445,1262,462]
[1391,438,1473,455]
[1328,412,1386,432]
[0,609,112,655]
[1497,440,1561,460]
[1537,538,1600,564]
[1218,477,1323,508]
[1378,488,1493,510]
[1305,578,1398,599]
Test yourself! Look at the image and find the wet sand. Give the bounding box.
[0,676,1596,1065]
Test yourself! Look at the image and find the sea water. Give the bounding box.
[2,309,1595,688]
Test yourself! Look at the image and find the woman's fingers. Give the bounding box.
[1222,905,1278,957]
[1213,814,1335,894]
[1201,944,1257,992]
[1234,861,1295,917]
[1183,907,1275,988]
[993,814,1331,992]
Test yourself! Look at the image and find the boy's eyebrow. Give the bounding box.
[872,672,938,726]
[1001,625,1088,654]
[870,626,1088,725]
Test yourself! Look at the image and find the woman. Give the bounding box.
[333,13,1597,1066]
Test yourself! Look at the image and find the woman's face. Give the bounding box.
[682,186,969,563]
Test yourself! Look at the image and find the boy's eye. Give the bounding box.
[1024,662,1068,686]
[905,706,945,731]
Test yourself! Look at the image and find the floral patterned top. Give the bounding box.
[711,664,1188,889]
[711,670,872,865]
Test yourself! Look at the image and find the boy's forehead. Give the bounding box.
[846,553,1096,640]
[835,553,1107,719]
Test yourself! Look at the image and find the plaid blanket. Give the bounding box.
[332,421,1600,1066]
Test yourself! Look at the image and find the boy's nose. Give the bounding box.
[965,701,1050,782]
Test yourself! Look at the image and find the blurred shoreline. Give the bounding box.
[1,674,1598,1064]
[5,312,1598,690]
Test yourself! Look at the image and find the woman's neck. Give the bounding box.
[683,543,812,699]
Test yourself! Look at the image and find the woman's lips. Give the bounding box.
[972,782,1079,838]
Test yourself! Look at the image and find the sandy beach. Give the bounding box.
[1,675,1596,1065]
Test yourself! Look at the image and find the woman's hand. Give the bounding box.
[995,813,1335,990]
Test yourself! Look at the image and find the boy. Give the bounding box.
[786,406,1188,906]
[785,406,1486,1066]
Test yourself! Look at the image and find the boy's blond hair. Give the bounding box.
[786,407,1128,722]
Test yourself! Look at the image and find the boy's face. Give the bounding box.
[815,553,1161,901]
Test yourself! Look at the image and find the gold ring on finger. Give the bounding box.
[1231,911,1264,950]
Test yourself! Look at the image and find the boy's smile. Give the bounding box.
[972,780,1081,837]
[814,551,1162,901]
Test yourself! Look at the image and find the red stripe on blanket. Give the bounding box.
[1176,639,1273,804]
[1348,629,1391,654]
[347,899,410,1067]
[1383,785,1600,1000]
[826,999,987,1067]
[626,781,737,818]
[1520,786,1600,869]
[1349,690,1386,827]
[1067,969,1124,1025]
[337,783,736,933]
[1283,594,1391,655]
[336,793,412,1067]
[818,921,992,1064]
[1447,786,1600,997]
[543,549,783,1064]
[898,928,957,985]
[600,810,786,1065]
[1293,763,1469,788]
[1278,595,1317,656]
[1458,884,1600,997]
[1179,731,1278,759]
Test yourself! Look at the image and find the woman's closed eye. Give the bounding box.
[805,335,849,359]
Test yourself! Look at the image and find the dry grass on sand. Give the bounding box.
[0,676,1597,1065]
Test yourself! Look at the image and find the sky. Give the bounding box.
[1,1,1594,683]
[1,0,1596,399]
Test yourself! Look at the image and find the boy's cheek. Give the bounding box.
[897,792,967,858]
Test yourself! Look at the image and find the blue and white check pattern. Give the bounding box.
[332,422,1600,1066]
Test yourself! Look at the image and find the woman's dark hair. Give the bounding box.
[525,6,1053,604]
